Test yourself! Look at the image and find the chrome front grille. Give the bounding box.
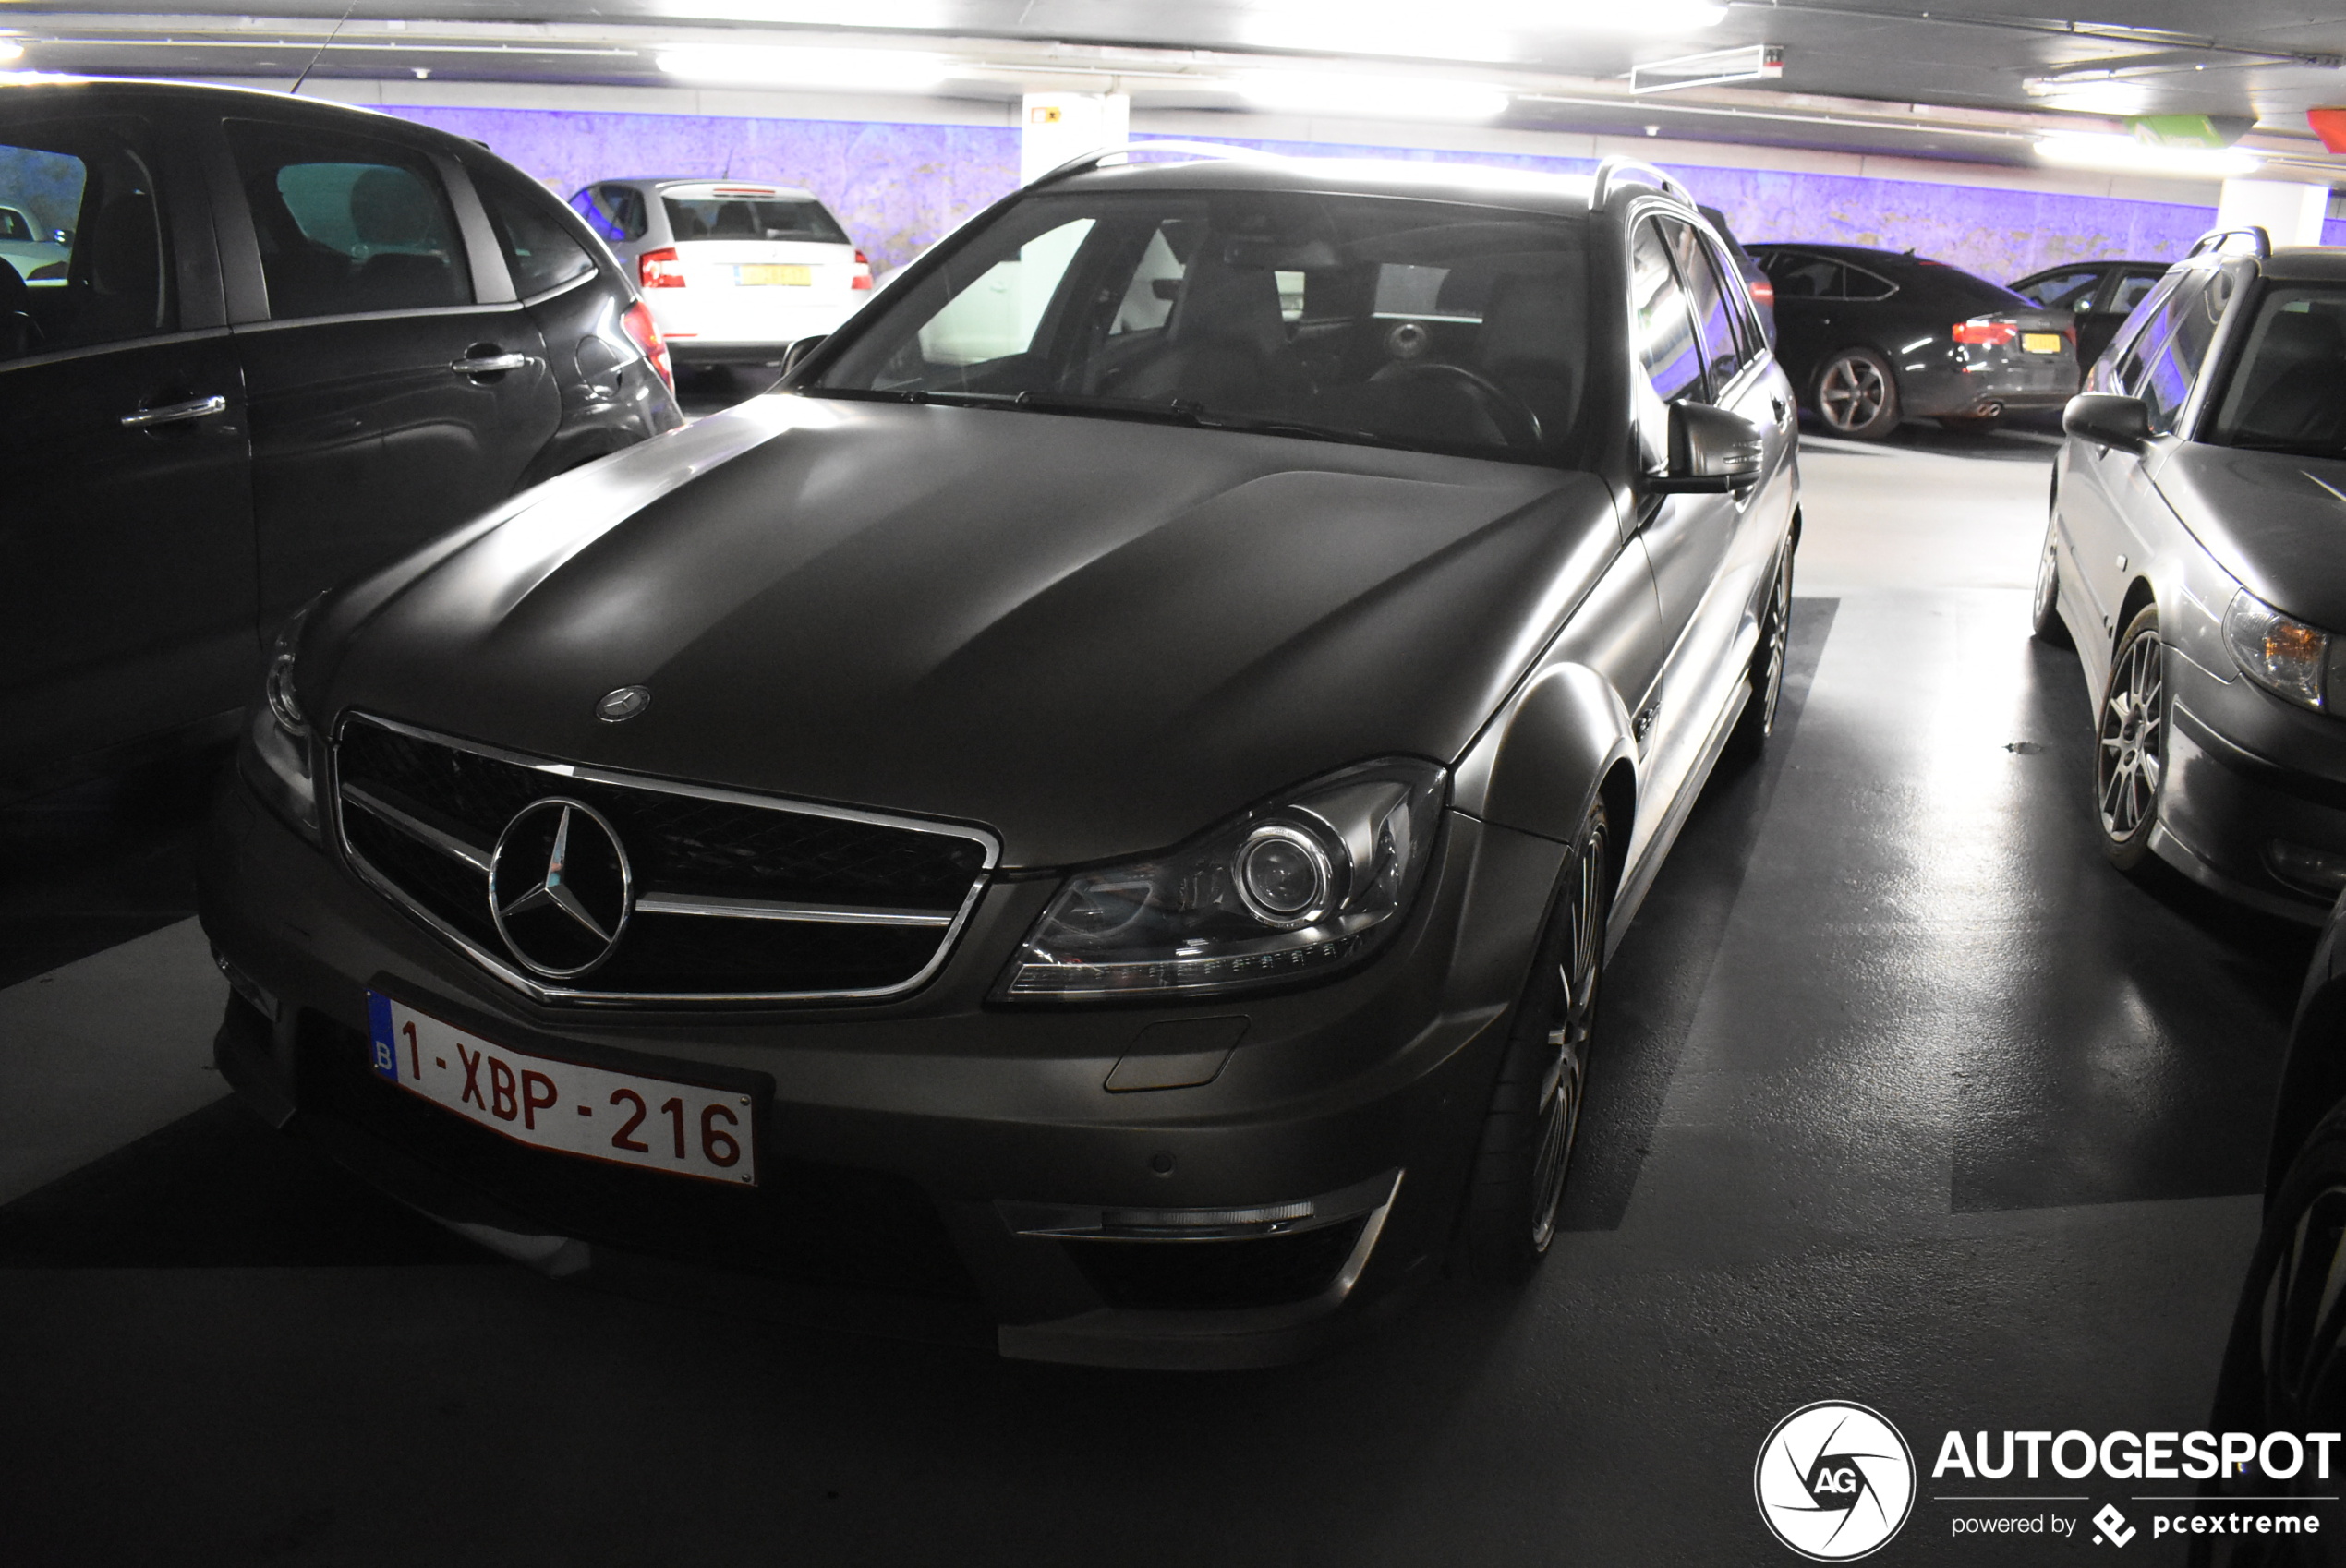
[332,713,997,1005]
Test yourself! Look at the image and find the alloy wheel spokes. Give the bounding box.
[2097,634,2163,838]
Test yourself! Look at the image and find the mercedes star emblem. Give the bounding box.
[596,685,650,723]
[488,798,633,979]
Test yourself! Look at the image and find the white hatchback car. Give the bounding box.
[568,178,872,368]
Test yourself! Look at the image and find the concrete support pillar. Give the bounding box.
[2215,178,2330,247]
[1019,92,1131,185]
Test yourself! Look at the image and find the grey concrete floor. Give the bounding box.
[0,417,2308,1565]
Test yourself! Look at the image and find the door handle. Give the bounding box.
[450,351,530,376]
[120,393,226,429]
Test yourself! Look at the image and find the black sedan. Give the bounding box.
[1,79,683,801]
[2040,235,2346,921]
[1751,241,2080,439]
[2011,258,2172,368]
[200,151,1799,1368]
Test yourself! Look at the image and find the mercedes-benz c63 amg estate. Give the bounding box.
[200,148,1800,1368]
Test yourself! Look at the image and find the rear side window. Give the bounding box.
[1840,264,1897,302]
[661,191,846,244]
[570,183,646,244]
[227,120,471,320]
[1760,250,1844,301]
[471,165,596,297]
[2109,270,2165,315]
[0,117,174,360]
[1631,217,1704,404]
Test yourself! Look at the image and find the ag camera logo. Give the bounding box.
[1756,1401,1917,1561]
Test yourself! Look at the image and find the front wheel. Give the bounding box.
[1461,798,1611,1284]
[2194,1101,2346,1567]
[2097,605,2165,870]
[1814,347,1900,440]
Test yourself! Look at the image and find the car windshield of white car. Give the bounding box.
[662,190,847,244]
[811,189,1590,466]
[2208,287,2346,463]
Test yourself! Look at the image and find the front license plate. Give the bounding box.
[2022,332,2064,354]
[736,263,812,286]
[365,993,756,1186]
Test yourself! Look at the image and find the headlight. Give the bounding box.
[2223,589,2346,712]
[998,758,1446,1002]
[239,600,323,842]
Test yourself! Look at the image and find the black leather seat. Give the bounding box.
[1473,269,1584,446]
[0,257,37,358]
[77,192,164,343]
[348,167,460,310]
[1113,252,1304,414]
[2236,308,2346,452]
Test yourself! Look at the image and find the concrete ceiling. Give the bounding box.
[5,1,2344,175]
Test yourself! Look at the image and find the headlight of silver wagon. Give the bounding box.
[998,758,1446,1002]
[239,598,323,842]
[2223,588,2346,713]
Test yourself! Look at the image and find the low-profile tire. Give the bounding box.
[2029,522,2072,646]
[1461,798,1611,1285]
[1726,541,1795,764]
[1813,346,1900,440]
[2192,1100,2346,1567]
[2097,604,2165,871]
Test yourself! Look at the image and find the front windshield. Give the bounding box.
[2209,286,2346,462]
[812,187,1590,464]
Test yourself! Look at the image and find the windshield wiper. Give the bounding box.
[1165,400,1396,449]
[803,386,1396,449]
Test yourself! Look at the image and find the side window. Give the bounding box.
[2118,271,2228,432]
[1760,250,1844,301]
[2109,270,2164,315]
[1840,265,1897,302]
[1672,222,1745,388]
[471,165,596,297]
[569,184,646,245]
[1631,217,1704,405]
[2020,268,2101,309]
[225,120,471,320]
[2094,271,2181,392]
[0,118,174,360]
[912,216,1095,370]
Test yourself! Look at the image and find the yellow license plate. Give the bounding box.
[2022,332,2064,354]
[737,264,812,286]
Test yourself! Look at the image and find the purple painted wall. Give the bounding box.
[381,104,2281,287]
[382,105,1018,272]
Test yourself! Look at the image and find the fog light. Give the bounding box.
[2265,838,2346,896]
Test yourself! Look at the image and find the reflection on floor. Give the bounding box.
[0,423,2301,1564]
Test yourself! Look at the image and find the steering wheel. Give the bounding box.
[1370,359,1544,449]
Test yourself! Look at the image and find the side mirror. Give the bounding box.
[1650,402,1765,495]
[2062,392,2150,452]
[778,334,828,383]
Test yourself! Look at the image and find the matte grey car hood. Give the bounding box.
[320,396,1620,866]
[2155,442,2346,632]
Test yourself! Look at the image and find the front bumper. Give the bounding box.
[2154,650,2346,923]
[199,774,1564,1369]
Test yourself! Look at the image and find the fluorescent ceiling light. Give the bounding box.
[0,41,22,65]
[1239,0,1722,61]
[1237,71,1509,119]
[655,45,949,90]
[2035,132,2259,179]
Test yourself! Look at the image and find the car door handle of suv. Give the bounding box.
[120,393,226,428]
[451,351,530,376]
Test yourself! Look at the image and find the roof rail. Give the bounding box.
[1028,140,1273,190]
[2186,225,2271,259]
[1591,155,1693,212]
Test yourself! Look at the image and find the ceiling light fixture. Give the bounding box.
[2035,131,2260,178]
[654,45,950,90]
[0,40,23,65]
[1236,70,1509,120]
[1238,0,1722,62]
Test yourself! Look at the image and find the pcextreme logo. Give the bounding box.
[1756,1402,1918,1561]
